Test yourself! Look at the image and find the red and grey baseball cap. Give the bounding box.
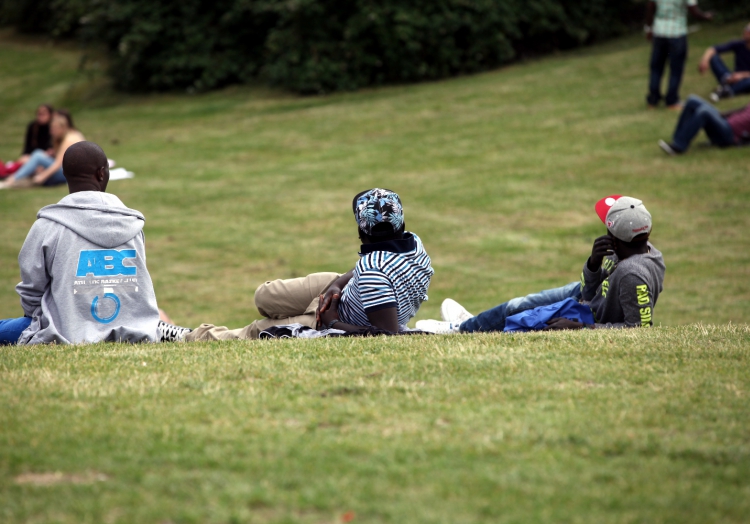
[595,195,652,242]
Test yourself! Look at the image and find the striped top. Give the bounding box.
[338,232,433,330]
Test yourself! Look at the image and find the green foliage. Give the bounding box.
[0,0,644,93]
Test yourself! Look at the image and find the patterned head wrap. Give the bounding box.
[353,188,404,236]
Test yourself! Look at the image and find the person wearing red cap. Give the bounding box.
[416,196,666,333]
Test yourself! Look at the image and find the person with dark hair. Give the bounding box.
[700,23,750,101]
[0,109,84,189]
[658,95,750,154]
[0,141,162,345]
[20,104,54,161]
[417,196,666,334]
[176,188,434,342]
[645,0,713,109]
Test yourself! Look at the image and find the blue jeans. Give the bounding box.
[0,317,31,345]
[460,282,581,333]
[648,36,688,107]
[710,54,750,96]
[14,149,66,186]
[671,95,736,152]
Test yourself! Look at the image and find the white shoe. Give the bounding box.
[415,319,461,334]
[440,298,473,324]
[157,320,192,342]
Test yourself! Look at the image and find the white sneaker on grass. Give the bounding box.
[415,319,461,334]
[158,320,192,342]
[440,298,474,324]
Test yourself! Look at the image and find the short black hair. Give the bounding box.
[615,232,650,249]
[62,141,107,183]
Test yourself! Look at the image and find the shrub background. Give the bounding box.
[1,0,748,93]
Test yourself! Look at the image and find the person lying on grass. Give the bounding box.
[169,188,434,342]
[416,195,665,334]
[658,95,750,155]
[0,141,166,345]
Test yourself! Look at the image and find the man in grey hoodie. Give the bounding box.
[416,195,666,333]
[0,141,162,345]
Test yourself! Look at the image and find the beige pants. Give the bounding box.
[186,272,340,341]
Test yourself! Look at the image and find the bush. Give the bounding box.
[18,0,750,95]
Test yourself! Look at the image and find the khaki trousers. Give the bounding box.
[186,272,340,341]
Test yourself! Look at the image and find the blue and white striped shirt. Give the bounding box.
[338,232,433,330]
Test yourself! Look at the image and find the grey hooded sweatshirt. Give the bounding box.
[15,191,160,344]
[580,242,666,328]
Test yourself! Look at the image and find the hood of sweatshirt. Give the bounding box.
[37,191,145,249]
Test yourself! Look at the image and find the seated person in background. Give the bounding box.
[658,94,750,154]
[20,104,54,163]
[700,23,750,101]
[0,141,162,345]
[0,109,84,189]
[176,188,434,342]
[0,104,53,178]
[416,196,665,334]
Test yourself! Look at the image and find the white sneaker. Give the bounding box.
[440,298,473,324]
[158,320,192,342]
[415,319,461,334]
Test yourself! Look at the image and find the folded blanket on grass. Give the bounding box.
[259,323,432,339]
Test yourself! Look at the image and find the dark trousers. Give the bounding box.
[710,54,750,96]
[460,282,581,333]
[647,36,688,107]
[671,95,736,152]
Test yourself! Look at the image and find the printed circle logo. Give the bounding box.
[91,293,121,324]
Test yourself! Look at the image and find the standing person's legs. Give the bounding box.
[709,54,732,85]
[186,272,340,341]
[459,282,581,333]
[666,36,688,107]
[672,95,732,151]
[0,317,32,346]
[648,37,669,106]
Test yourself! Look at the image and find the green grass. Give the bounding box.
[1,23,750,523]
[2,326,750,523]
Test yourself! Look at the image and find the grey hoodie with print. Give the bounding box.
[15,191,160,344]
[580,242,666,328]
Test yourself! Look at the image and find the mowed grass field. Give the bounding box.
[1,22,749,523]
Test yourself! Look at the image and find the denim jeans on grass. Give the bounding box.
[460,281,581,333]
[0,317,31,345]
[710,54,750,96]
[14,149,66,186]
[648,36,687,107]
[671,95,736,152]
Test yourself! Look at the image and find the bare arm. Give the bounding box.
[33,132,83,184]
[319,294,399,333]
[698,47,716,74]
[645,1,656,41]
[688,5,713,21]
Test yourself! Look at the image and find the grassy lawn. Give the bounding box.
[1,22,749,523]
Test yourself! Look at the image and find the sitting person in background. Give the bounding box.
[20,104,54,163]
[0,109,84,189]
[416,196,665,333]
[0,141,162,345]
[0,104,53,178]
[658,95,750,154]
[171,188,434,342]
[700,23,750,101]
